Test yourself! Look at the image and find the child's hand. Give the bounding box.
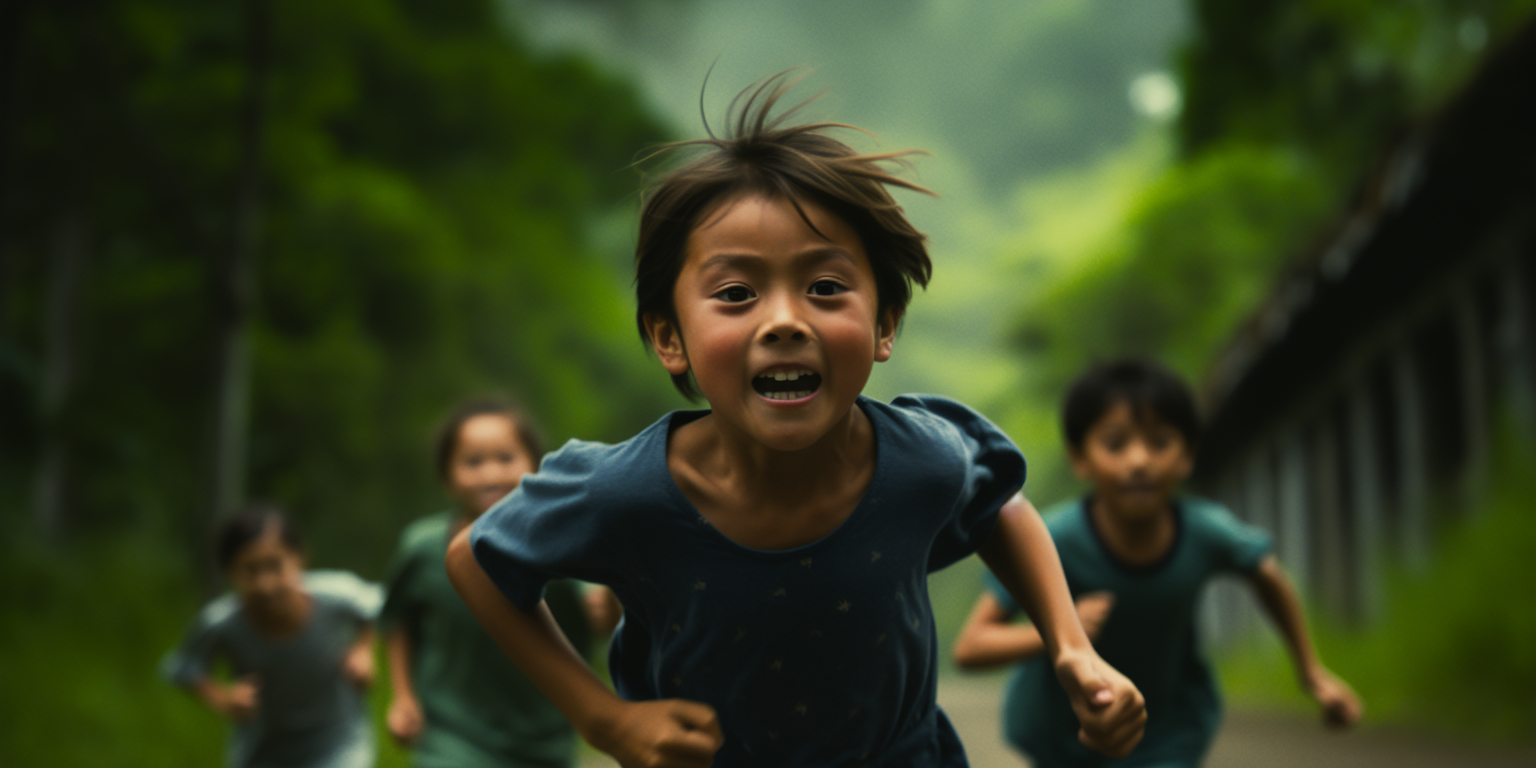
[1075,592,1115,641]
[387,694,425,746]
[1054,651,1146,758]
[343,639,374,689]
[1306,667,1362,729]
[590,698,723,768]
[219,675,260,722]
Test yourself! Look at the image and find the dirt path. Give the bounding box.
[579,673,1532,766]
[940,673,1536,768]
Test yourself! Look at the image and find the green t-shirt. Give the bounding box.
[381,513,591,768]
[986,496,1271,768]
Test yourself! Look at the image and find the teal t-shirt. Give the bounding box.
[380,513,590,768]
[986,497,1271,768]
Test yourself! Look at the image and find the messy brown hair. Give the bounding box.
[635,71,935,400]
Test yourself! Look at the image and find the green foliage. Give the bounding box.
[1,0,676,576]
[1178,0,1536,166]
[1016,142,1331,393]
[0,534,221,766]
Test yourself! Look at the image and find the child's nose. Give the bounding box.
[760,294,809,343]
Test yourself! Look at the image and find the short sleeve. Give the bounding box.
[379,525,429,630]
[897,396,1027,572]
[306,570,382,621]
[1193,500,1273,574]
[470,439,625,612]
[160,596,237,687]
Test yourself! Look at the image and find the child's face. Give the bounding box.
[647,193,897,451]
[1070,400,1193,520]
[448,414,536,517]
[228,528,305,614]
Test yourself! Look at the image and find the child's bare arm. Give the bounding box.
[343,622,375,689]
[977,493,1146,758]
[585,585,624,637]
[954,591,1114,669]
[191,675,259,722]
[446,527,723,768]
[953,592,1044,669]
[385,627,425,746]
[1247,555,1363,728]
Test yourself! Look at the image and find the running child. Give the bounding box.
[381,398,600,768]
[162,504,381,768]
[444,74,1148,768]
[953,358,1362,767]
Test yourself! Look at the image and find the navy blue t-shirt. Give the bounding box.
[471,395,1025,767]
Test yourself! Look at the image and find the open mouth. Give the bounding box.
[752,369,822,401]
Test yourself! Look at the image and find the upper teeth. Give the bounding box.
[761,369,813,381]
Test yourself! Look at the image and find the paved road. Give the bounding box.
[579,674,1534,766]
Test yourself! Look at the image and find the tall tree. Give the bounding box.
[207,0,270,544]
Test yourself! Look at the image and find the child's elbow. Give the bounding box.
[951,638,988,671]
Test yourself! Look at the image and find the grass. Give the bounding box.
[1218,436,1536,744]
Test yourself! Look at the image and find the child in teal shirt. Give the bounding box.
[955,359,1361,767]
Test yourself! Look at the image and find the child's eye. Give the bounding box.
[808,280,847,297]
[715,285,755,303]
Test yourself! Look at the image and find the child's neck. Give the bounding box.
[1088,495,1178,568]
[668,406,875,551]
[450,511,479,538]
[245,590,313,640]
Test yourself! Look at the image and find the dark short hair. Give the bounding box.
[635,72,934,399]
[214,503,302,571]
[433,397,543,482]
[1062,359,1201,452]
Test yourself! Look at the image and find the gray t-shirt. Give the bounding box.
[162,570,383,768]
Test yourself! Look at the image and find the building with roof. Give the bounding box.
[1194,19,1536,639]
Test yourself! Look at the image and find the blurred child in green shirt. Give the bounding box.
[382,399,605,768]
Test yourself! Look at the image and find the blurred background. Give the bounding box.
[3,0,1534,765]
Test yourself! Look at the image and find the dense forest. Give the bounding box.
[1,0,675,569]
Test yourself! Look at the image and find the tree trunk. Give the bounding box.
[207,0,271,573]
[34,213,86,539]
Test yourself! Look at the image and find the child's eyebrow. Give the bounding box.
[699,248,857,275]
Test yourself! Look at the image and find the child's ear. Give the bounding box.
[1068,447,1093,481]
[1173,442,1196,482]
[874,307,901,362]
[644,313,691,376]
